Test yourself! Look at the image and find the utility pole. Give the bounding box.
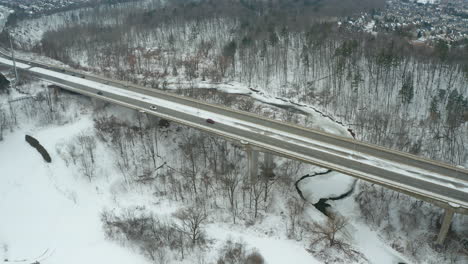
[8,31,19,87]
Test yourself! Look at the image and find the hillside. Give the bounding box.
[0,0,467,263]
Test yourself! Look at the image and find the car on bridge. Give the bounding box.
[150,105,157,110]
[206,118,215,124]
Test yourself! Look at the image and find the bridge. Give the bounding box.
[1,54,467,246]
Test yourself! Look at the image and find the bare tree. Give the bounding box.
[310,215,349,247]
[250,175,263,219]
[173,206,207,245]
[180,133,201,196]
[74,134,97,181]
[0,107,7,141]
[286,196,306,239]
[77,134,96,164]
[221,165,242,224]
[217,239,265,264]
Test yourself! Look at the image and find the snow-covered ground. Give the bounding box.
[5,0,161,49]
[416,0,439,4]
[363,20,376,35]
[0,122,406,264]
[0,0,465,261]
[0,76,417,263]
[0,118,150,264]
[13,63,465,206]
[206,223,323,264]
[0,99,324,264]
[0,6,11,33]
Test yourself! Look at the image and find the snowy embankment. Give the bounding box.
[0,59,422,263]
[0,75,324,263]
[23,64,468,200]
[0,119,150,264]
[298,171,355,204]
[206,223,323,264]
[0,86,407,264]
[298,176,412,264]
[0,114,325,264]
[164,80,347,135]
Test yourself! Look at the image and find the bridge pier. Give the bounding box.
[264,152,274,170]
[435,208,455,246]
[246,146,258,182]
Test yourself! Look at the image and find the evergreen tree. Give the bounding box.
[446,90,466,129]
[399,74,414,104]
[434,40,449,61]
[268,29,279,47]
[438,89,446,101]
[222,40,237,59]
[429,96,439,120]
[222,40,237,73]
[301,45,309,68]
[351,70,362,92]
[0,73,10,93]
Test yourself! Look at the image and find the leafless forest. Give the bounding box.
[0,1,467,263]
[4,0,465,165]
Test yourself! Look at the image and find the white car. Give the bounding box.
[240,140,249,145]
[149,105,157,110]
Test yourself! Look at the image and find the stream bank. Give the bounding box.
[295,170,357,217]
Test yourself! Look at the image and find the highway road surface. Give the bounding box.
[1,54,467,215]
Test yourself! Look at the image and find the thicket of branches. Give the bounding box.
[216,239,265,264]
[2,0,139,28]
[92,110,294,222]
[91,108,312,263]
[90,105,378,262]
[102,206,267,264]
[355,182,468,263]
[101,208,188,263]
[0,80,75,140]
[3,74,464,263]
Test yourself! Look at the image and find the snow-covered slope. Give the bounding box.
[0,77,415,263]
[1,68,465,263]
[0,118,150,264]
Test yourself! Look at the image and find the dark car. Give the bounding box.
[206,118,215,124]
[97,91,103,95]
